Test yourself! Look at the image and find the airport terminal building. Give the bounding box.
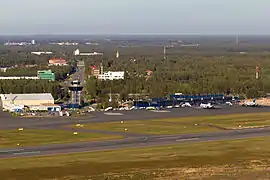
[133,94,237,108]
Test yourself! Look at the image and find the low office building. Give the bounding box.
[37,70,55,81]
[48,58,68,66]
[74,49,103,56]
[31,52,53,55]
[92,69,100,78]
[98,71,124,80]
[90,65,100,78]
[0,93,60,112]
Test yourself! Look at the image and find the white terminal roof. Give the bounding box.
[0,93,54,101]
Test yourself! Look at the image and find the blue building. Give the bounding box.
[133,94,237,108]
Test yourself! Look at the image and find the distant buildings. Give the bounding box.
[37,70,55,81]
[74,49,80,55]
[90,65,100,78]
[48,58,68,66]
[24,64,37,68]
[85,42,99,46]
[98,71,124,80]
[74,49,103,56]
[4,40,36,46]
[0,76,39,80]
[180,44,199,47]
[77,61,85,68]
[0,70,55,81]
[31,52,53,55]
[50,42,78,46]
[4,41,28,46]
[89,63,124,80]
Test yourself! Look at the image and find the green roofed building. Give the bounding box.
[37,70,55,81]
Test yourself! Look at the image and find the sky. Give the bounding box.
[0,0,269,35]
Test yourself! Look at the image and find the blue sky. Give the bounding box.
[0,0,269,35]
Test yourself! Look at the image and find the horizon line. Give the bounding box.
[1,33,270,36]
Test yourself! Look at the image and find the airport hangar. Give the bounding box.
[0,93,61,112]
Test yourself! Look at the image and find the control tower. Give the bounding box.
[68,80,83,108]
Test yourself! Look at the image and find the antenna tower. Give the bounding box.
[236,36,239,44]
[163,46,166,60]
[256,66,260,80]
[116,50,119,59]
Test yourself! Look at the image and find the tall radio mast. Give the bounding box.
[236,36,239,44]
[256,66,260,80]
[163,46,166,60]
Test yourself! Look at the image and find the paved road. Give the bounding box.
[0,126,270,158]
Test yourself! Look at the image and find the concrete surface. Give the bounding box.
[0,126,269,158]
[0,105,270,158]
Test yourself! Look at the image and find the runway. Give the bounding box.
[1,106,270,158]
[0,126,270,159]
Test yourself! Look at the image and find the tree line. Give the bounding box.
[2,44,270,103]
[0,66,75,81]
[84,54,270,101]
[0,79,68,100]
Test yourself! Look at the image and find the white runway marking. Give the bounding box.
[151,110,170,113]
[176,138,199,142]
[13,151,41,155]
[104,112,123,116]
[0,149,24,153]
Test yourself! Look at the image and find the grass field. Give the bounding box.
[75,112,270,135]
[76,120,218,135]
[0,129,122,148]
[0,137,270,179]
[160,112,270,129]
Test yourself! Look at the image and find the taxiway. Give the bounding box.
[1,106,270,158]
[0,126,269,158]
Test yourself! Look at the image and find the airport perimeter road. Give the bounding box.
[1,106,270,129]
[0,126,270,158]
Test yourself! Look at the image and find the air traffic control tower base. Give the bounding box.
[68,82,83,108]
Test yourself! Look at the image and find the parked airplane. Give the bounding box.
[181,102,192,108]
[146,106,156,110]
[200,103,214,109]
[225,102,233,106]
[104,107,113,112]
[242,99,258,107]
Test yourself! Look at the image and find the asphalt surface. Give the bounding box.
[1,105,270,158]
[1,105,270,129]
[0,126,269,158]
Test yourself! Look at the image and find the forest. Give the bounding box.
[0,47,74,99]
[0,66,75,81]
[1,43,270,102]
[84,53,270,100]
[0,79,68,100]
